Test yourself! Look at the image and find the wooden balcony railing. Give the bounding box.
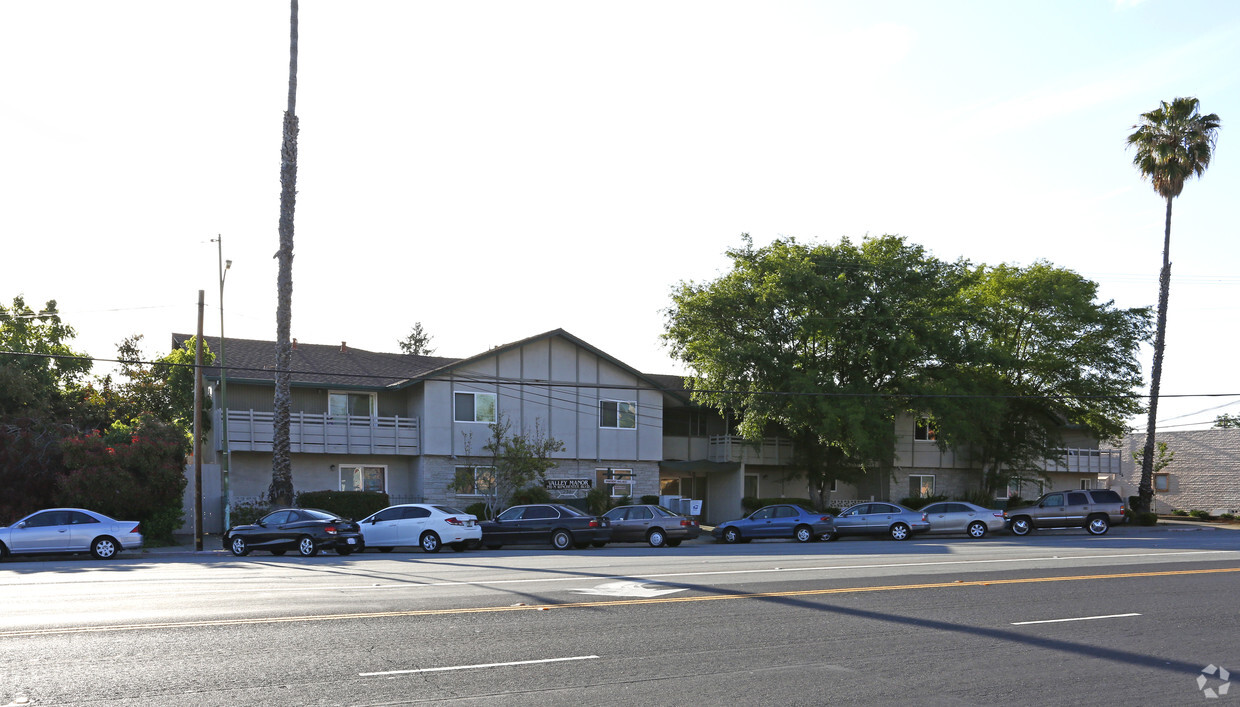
[220,410,419,456]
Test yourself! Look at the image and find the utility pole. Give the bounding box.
[214,236,232,530]
[193,290,205,552]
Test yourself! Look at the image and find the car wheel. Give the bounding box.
[722,527,741,544]
[297,536,318,557]
[229,536,250,557]
[91,536,119,559]
[823,532,840,542]
[450,542,466,552]
[420,531,442,553]
[551,529,573,550]
[647,528,667,547]
[1087,515,1110,535]
[1010,517,1033,536]
[967,521,988,539]
[889,523,911,541]
[270,549,286,556]
[0,542,8,560]
[794,525,814,543]
[377,546,394,553]
[665,539,682,547]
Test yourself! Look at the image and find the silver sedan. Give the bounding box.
[0,508,144,560]
[919,501,1006,538]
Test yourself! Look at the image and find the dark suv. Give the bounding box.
[1004,489,1126,536]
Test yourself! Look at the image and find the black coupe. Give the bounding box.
[223,508,363,557]
[479,504,611,550]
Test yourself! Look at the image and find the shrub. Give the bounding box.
[899,494,948,510]
[824,507,841,516]
[1221,513,1236,521]
[1172,509,1189,516]
[1128,496,1141,510]
[508,485,552,506]
[1003,496,1025,510]
[464,502,492,520]
[962,490,1000,509]
[229,500,270,527]
[586,488,611,514]
[640,495,660,505]
[1190,509,1212,520]
[1130,511,1159,526]
[294,490,390,521]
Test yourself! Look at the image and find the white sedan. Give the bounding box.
[0,508,143,560]
[919,501,1007,538]
[358,503,482,553]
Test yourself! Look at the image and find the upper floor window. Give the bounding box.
[455,392,497,423]
[329,391,375,417]
[914,417,937,441]
[600,400,637,429]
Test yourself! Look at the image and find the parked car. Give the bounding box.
[712,504,834,544]
[358,503,481,553]
[223,508,363,557]
[1003,489,1127,536]
[825,502,930,541]
[919,501,1006,538]
[0,508,142,560]
[602,504,700,547]
[479,504,611,550]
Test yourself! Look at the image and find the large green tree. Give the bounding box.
[664,235,963,503]
[1127,97,1221,513]
[925,263,1150,496]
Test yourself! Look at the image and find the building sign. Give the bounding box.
[545,478,592,490]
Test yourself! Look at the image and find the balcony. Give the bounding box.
[707,435,794,465]
[1039,447,1120,475]
[220,410,419,456]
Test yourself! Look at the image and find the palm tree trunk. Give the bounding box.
[1137,195,1173,513]
[269,0,298,506]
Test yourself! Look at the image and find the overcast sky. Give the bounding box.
[2,0,1238,431]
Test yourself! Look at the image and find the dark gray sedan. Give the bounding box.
[602,505,700,547]
[919,501,1006,538]
[825,502,930,541]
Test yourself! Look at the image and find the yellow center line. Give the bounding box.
[6,566,1239,637]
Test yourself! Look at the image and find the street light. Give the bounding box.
[213,236,232,530]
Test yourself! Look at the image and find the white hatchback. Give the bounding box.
[358,504,482,553]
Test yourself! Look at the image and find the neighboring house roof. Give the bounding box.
[172,329,693,400]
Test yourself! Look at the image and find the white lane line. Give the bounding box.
[1012,613,1141,625]
[360,655,600,677]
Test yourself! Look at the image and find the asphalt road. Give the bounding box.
[2,526,1238,706]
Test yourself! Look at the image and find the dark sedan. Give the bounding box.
[602,504,700,547]
[479,504,611,550]
[223,508,363,557]
[824,502,930,541]
[712,504,834,544]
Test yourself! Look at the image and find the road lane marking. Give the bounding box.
[3,566,1237,637]
[1012,613,1142,625]
[359,655,599,677]
[571,581,687,597]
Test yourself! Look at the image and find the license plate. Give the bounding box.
[347,537,356,544]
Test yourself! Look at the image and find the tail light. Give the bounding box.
[819,515,833,522]
[681,519,697,527]
[445,517,464,526]
[129,524,142,534]
[1120,507,1126,516]
[992,513,1004,519]
[921,514,928,522]
[588,520,600,528]
[324,525,338,535]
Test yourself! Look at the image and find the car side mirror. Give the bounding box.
[16,522,26,529]
[257,521,266,527]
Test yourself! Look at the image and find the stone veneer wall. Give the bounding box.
[1121,430,1240,514]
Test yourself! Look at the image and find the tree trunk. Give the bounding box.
[1137,195,1174,514]
[269,0,299,507]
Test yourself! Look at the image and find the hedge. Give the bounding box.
[293,490,390,521]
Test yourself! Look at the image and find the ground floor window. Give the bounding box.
[744,474,758,498]
[455,466,495,495]
[1003,477,1045,500]
[908,474,935,498]
[1154,473,1170,492]
[340,465,386,493]
[1080,478,1099,490]
[598,468,633,498]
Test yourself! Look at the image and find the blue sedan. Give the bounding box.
[712,504,834,544]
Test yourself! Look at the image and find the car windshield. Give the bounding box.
[433,505,468,515]
[556,505,587,517]
[300,509,339,521]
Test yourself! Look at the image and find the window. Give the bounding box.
[628,506,653,520]
[774,506,798,518]
[340,465,386,493]
[1004,477,1045,499]
[1042,493,1064,507]
[598,468,633,498]
[744,474,758,498]
[914,418,937,441]
[454,392,497,423]
[400,506,432,520]
[1080,478,1100,490]
[455,466,494,495]
[1067,492,1088,505]
[329,391,375,417]
[600,400,637,429]
[1155,474,1170,492]
[525,506,558,520]
[497,507,524,521]
[68,511,99,525]
[750,507,774,520]
[909,474,935,498]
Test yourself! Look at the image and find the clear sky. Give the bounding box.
[2,1,1237,432]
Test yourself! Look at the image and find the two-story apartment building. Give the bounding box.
[181,330,1117,532]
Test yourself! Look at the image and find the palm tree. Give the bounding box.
[1126,97,1220,513]
[269,0,299,506]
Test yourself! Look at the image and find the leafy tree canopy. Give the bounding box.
[0,296,92,420]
